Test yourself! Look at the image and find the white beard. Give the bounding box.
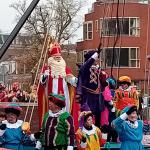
[48,56,66,78]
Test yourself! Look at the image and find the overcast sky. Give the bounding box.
[0,0,95,42]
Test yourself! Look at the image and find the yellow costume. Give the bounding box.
[76,125,101,150]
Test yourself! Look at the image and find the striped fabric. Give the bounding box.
[38,65,74,128]
[40,111,75,147]
[114,87,139,114]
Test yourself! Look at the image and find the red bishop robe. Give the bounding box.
[37,65,77,128]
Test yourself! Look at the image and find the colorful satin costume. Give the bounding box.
[76,125,101,150]
[0,120,32,150]
[114,86,139,115]
[113,113,143,150]
[39,109,74,149]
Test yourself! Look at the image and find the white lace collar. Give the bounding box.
[82,124,96,135]
[126,120,138,129]
[49,108,65,117]
[2,120,23,129]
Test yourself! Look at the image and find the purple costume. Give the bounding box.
[76,51,107,127]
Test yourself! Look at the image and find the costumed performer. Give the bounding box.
[101,77,118,142]
[76,103,105,150]
[114,76,139,116]
[35,93,75,150]
[76,50,109,128]
[38,42,77,128]
[0,103,32,149]
[112,105,143,150]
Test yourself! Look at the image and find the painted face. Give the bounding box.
[7,113,17,124]
[85,116,93,127]
[48,100,61,112]
[120,83,129,90]
[128,111,138,122]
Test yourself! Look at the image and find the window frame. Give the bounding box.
[100,17,140,37]
[104,47,140,68]
[83,21,93,40]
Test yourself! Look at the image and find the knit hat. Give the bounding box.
[5,103,22,117]
[84,50,97,62]
[79,103,93,128]
[48,93,66,108]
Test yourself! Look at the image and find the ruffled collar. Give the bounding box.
[82,124,96,135]
[126,120,138,129]
[2,120,23,129]
[49,108,65,117]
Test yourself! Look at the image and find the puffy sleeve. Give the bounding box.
[81,58,95,73]
[112,113,127,133]
[76,129,85,150]
[65,116,75,147]
[102,86,112,102]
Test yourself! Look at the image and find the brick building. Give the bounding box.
[76,0,150,94]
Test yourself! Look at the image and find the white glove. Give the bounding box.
[108,101,113,105]
[111,107,115,112]
[30,134,36,141]
[44,70,49,76]
[35,141,42,149]
[67,146,73,150]
[0,129,5,136]
[91,52,99,60]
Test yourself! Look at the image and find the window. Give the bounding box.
[76,51,84,63]
[95,20,99,31]
[139,0,148,4]
[100,17,140,36]
[104,47,140,68]
[83,21,93,40]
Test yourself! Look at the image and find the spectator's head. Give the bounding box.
[48,93,66,112]
[0,82,5,91]
[5,103,22,124]
[12,82,20,92]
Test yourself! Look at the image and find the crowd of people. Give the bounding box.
[0,42,149,150]
[0,82,37,103]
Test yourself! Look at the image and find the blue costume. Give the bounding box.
[0,103,33,150]
[0,120,32,150]
[113,113,143,150]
